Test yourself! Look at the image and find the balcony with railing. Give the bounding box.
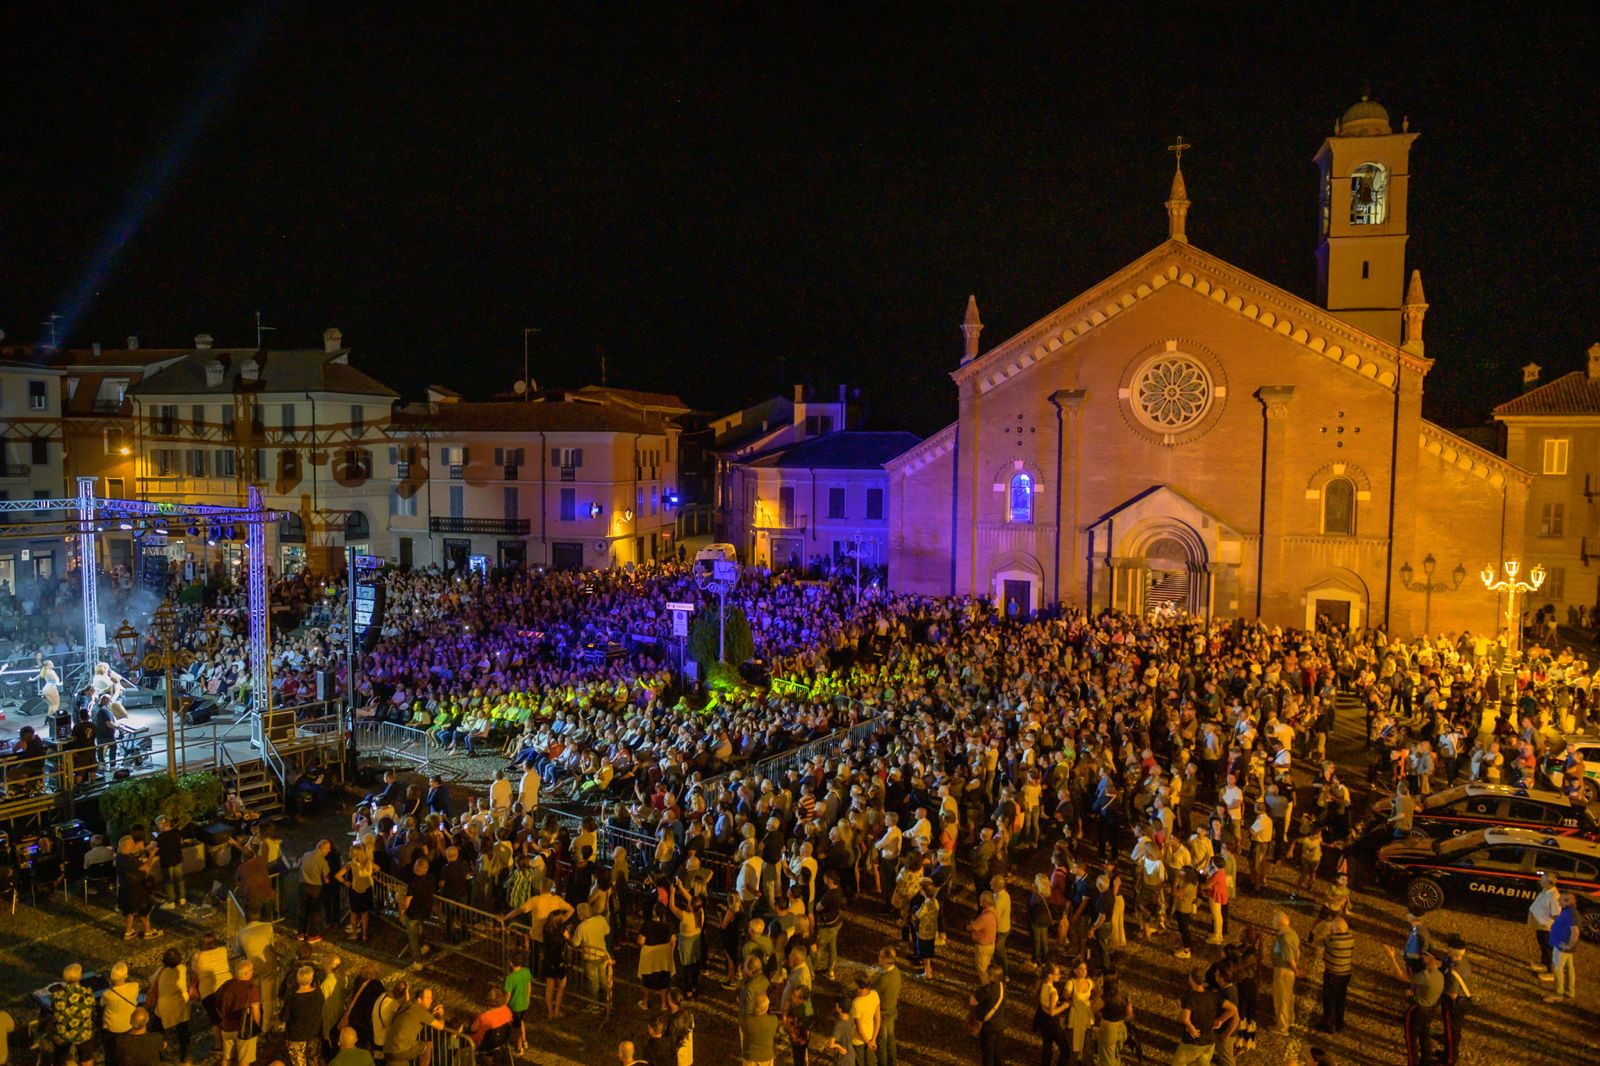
[0,463,30,479]
[428,516,530,536]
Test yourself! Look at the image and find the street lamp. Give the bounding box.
[1396,553,1467,636]
[113,602,220,780]
[1481,558,1545,661]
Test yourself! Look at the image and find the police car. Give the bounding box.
[1376,826,1600,939]
[1541,736,1600,803]
[1362,783,1600,844]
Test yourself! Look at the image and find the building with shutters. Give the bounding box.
[0,354,67,590]
[385,388,682,571]
[1493,345,1600,622]
[126,328,398,576]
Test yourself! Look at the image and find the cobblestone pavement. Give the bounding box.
[3,697,1596,1065]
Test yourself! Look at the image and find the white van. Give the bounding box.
[694,543,737,572]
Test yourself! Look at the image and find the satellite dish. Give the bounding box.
[513,380,527,394]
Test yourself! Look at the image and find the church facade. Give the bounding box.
[887,98,1531,639]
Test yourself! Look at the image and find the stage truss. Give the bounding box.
[0,478,279,718]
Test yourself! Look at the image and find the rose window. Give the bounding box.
[1133,356,1212,432]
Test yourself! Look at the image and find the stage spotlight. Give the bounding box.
[187,525,200,538]
[118,519,133,531]
[206,526,219,545]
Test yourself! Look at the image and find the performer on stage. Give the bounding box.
[92,661,133,717]
[36,657,61,716]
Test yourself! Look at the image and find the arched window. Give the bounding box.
[1008,473,1033,524]
[1349,162,1388,225]
[1323,478,1355,535]
[344,510,371,541]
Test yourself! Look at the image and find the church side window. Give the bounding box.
[1008,473,1033,524]
[1349,162,1388,225]
[1322,477,1355,535]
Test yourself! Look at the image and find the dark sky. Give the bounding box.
[3,6,1595,436]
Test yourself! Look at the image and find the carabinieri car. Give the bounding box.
[1362,783,1600,844]
[1376,826,1600,939]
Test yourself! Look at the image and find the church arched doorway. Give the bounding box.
[1116,522,1209,618]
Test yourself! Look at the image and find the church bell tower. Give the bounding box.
[1314,95,1419,345]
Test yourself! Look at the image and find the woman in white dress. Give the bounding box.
[1064,959,1097,1061]
[36,658,61,715]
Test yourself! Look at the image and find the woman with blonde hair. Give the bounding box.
[336,843,375,942]
[37,657,62,715]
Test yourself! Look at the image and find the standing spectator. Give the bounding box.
[738,992,780,1066]
[116,836,162,941]
[399,856,435,970]
[518,764,540,816]
[335,844,375,943]
[297,840,333,943]
[1033,964,1068,1066]
[51,964,97,1066]
[236,848,275,923]
[1544,891,1580,1003]
[1527,872,1560,985]
[113,1010,163,1066]
[967,964,1004,1066]
[1174,965,1234,1066]
[503,962,532,1052]
[148,948,193,1066]
[870,948,901,1066]
[1268,910,1301,1035]
[1439,933,1473,1061]
[1317,917,1355,1033]
[282,965,326,1066]
[218,960,262,1066]
[781,985,813,1066]
[154,816,187,908]
[1204,859,1229,945]
[1387,945,1442,1066]
[191,934,233,1053]
[542,906,572,1020]
[488,770,512,817]
[989,875,1012,976]
[910,879,940,982]
[848,975,881,1066]
[967,893,998,980]
[102,962,140,1066]
[814,872,846,982]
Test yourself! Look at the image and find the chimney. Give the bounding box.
[324,327,343,353]
[838,383,847,431]
[126,335,139,350]
[1588,342,1600,381]
[239,355,261,383]
[204,359,226,388]
[793,384,804,404]
[961,295,984,364]
[195,333,213,350]
[1522,362,1542,391]
[92,342,102,358]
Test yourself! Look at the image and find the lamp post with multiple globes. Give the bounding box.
[1480,558,1545,662]
[1397,554,1467,637]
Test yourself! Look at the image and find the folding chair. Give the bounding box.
[83,862,117,903]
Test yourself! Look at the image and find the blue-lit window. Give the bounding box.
[1009,473,1033,523]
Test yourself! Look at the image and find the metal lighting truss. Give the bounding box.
[1,479,279,719]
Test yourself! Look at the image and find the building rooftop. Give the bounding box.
[743,430,923,470]
[576,385,689,413]
[391,398,674,436]
[128,349,398,398]
[1493,371,1600,417]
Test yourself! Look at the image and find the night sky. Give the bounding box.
[4,7,1595,436]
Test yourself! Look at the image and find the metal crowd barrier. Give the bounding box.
[353,720,433,772]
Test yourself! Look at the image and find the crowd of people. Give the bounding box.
[14,554,1600,1066]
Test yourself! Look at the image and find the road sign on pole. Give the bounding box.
[672,611,689,637]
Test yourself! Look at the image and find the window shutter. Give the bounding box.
[494,447,504,466]
[573,448,583,467]
[461,447,470,465]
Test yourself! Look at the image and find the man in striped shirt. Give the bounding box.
[1317,916,1356,1033]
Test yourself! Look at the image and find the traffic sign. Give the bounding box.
[672,612,689,637]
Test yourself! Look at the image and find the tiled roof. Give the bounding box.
[1493,372,1600,417]
[743,431,923,470]
[128,350,398,398]
[577,385,689,411]
[391,400,672,436]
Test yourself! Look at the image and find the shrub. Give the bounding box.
[97,771,224,837]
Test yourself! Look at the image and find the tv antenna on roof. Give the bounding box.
[255,310,276,350]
